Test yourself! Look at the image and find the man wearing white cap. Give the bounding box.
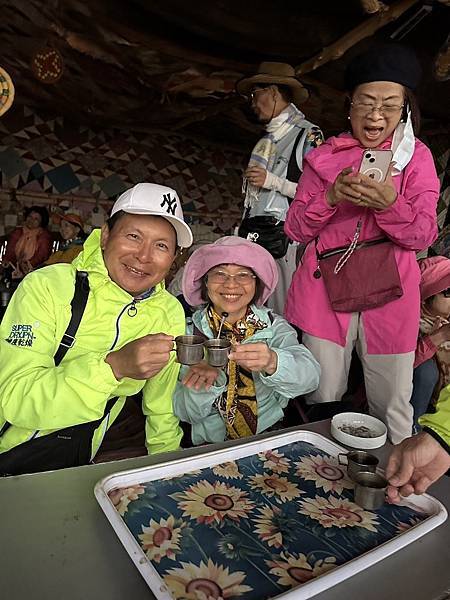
[0,183,193,476]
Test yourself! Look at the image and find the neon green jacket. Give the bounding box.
[420,386,450,450]
[0,230,184,457]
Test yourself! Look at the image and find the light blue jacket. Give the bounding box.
[173,305,320,445]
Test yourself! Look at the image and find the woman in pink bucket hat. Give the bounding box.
[173,236,320,445]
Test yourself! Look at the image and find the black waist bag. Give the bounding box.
[0,404,115,476]
[0,271,117,477]
[238,216,289,259]
[238,128,305,260]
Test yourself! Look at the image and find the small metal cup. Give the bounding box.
[174,335,205,365]
[338,450,379,481]
[353,471,388,510]
[204,338,231,368]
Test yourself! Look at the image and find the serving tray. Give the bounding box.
[94,430,447,599]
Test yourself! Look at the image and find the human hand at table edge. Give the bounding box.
[385,431,450,503]
[182,361,221,391]
[105,333,174,380]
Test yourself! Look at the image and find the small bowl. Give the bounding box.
[331,412,387,449]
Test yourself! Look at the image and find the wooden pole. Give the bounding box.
[295,0,420,76]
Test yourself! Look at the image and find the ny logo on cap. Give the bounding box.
[160,193,177,216]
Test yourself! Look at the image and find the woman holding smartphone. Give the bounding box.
[284,44,440,444]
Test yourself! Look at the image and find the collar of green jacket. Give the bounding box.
[71,229,166,300]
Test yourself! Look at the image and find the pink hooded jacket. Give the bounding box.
[285,133,440,354]
[415,256,450,367]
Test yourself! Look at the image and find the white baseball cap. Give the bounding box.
[111,183,193,248]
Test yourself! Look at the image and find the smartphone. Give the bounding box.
[358,149,393,183]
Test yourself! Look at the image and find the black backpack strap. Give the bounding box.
[54,271,90,366]
[286,127,305,195]
[0,271,91,440]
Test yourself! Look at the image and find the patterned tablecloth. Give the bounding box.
[108,440,427,600]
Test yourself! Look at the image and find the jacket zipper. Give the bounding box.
[109,300,138,351]
[94,299,139,457]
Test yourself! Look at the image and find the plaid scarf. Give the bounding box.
[243,103,306,209]
[206,305,268,439]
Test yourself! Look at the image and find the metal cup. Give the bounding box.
[204,338,231,368]
[174,335,205,365]
[353,471,388,510]
[338,450,379,481]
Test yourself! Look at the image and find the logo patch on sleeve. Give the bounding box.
[5,324,36,347]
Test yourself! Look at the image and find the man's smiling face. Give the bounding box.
[101,213,177,296]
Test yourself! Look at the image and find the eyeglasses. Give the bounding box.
[442,288,450,298]
[247,86,271,102]
[207,270,256,285]
[350,101,404,116]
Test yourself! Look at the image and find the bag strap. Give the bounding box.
[286,127,305,195]
[54,271,90,366]
[332,219,362,274]
[317,236,389,261]
[0,271,91,439]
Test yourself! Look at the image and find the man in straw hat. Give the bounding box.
[236,62,323,315]
[0,183,193,475]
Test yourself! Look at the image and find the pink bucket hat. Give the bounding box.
[419,256,450,301]
[182,236,279,306]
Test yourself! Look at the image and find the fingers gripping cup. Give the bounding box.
[174,335,205,365]
[204,338,231,368]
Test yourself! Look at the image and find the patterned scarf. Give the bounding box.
[206,305,268,439]
[243,103,306,209]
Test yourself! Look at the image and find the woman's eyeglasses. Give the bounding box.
[208,270,256,285]
[350,101,404,116]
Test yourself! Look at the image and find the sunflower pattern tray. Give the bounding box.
[94,431,447,600]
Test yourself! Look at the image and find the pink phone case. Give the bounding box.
[358,149,393,183]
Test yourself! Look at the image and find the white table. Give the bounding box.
[1,420,449,600]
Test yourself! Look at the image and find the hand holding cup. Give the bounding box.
[105,333,174,380]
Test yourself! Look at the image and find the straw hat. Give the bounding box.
[235,62,308,105]
[0,67,15,117]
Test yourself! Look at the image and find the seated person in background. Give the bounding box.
[411,257,450,431]
[44,213,87,265]
[387,385,450,501]
[1,205,52,279]
[0,183,193,476]
[173,236,320,445]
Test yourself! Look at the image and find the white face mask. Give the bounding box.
[391,108,415,175]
